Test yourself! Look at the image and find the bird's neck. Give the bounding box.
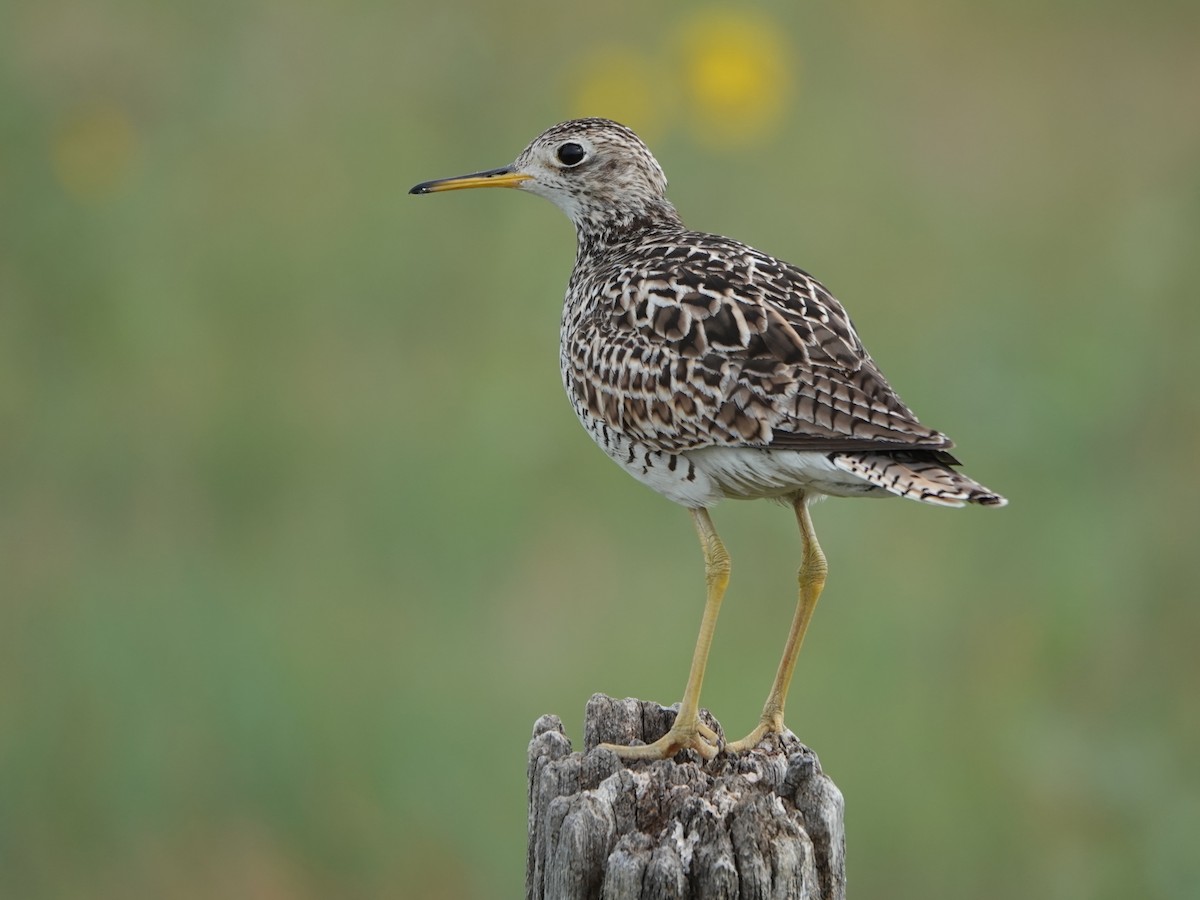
[573,199,685,256]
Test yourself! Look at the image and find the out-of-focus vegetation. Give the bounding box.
[2,1,1199,897]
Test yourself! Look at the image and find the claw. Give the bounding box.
[726,714,787,754]
[600,718,720,760]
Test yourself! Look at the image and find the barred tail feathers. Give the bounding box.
[830,451,1007,508]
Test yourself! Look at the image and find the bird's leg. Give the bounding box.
[728,495,827,753]
[601,508,730,760]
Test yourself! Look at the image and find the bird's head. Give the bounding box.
[410,118,681,237]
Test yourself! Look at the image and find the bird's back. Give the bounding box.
[560,227,1005,508]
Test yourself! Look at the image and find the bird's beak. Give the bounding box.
[409,166,533,195]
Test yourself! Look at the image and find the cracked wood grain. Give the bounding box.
[527,694,846,900]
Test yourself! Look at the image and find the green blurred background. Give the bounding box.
[3,1,1199,897]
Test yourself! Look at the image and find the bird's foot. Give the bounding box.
[600,717,721,761]
[726,713,789,754]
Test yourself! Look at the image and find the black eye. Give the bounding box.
[556,142,586,166]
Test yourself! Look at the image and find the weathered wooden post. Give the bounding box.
[527,694,846,900]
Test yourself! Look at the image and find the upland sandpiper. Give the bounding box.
[411,118,1006,760]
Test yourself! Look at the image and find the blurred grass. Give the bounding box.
[2,0,1200,897]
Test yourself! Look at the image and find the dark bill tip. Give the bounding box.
[408,167,531,195]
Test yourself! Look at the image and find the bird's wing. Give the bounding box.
[571,232,954,454]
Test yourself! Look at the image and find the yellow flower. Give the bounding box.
[52,102,137,203]
[674,9,795,147]
[569,46,675,140]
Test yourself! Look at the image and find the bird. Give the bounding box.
[410,118,1006,760]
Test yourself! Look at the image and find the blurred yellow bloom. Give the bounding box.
[565,9,795,151]
[569,47,675,140]
[674,9,795,147]
[52,102,137,202]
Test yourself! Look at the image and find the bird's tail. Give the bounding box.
[830,450,1007,508]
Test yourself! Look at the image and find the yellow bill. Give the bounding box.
[409,167,532,194]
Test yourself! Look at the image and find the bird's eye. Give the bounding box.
[556,142,587,167]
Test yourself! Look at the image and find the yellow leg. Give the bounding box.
[601,508,730,760]
[728,494,827,753]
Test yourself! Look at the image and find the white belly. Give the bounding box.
[578,411,884,508]
[687,446,887,502]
